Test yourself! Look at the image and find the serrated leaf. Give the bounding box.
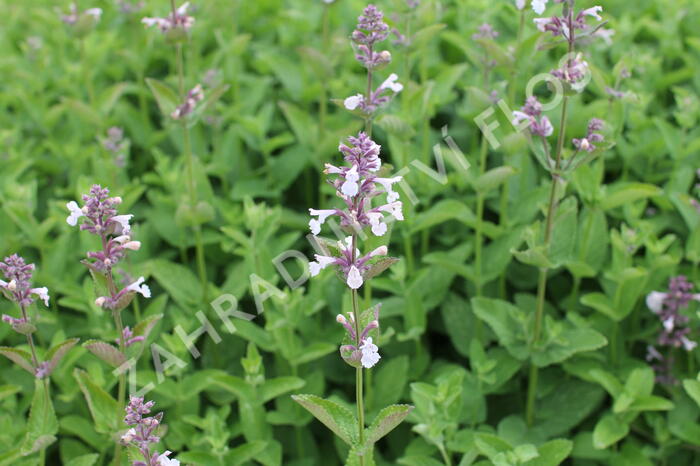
[44,337,79,377]
[291,394,358,445]
[21,379,58,455]
[0,346,35,374]
[83,340,126,368]
[364,257,399,280]
[73,368,118,434]
[365,404,413,444]
[145,78,179,117]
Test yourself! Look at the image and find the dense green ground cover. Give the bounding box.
[2,0,700,464]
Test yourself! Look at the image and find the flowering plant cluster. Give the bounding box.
[67,184,150,310]
[121,396,180,466]
[142,2,194,35]
[646,277,700,384]
[343,5,403,117]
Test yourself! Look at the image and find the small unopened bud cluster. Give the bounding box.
[512,96,553,138]
[171,84,204,119]
[344,5,403,116]
[572,118,605,153]
[121,397,180,466]
[337,307,381,369]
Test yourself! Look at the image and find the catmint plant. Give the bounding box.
[511,0,608,425]
[646,276,700,384]
[0,254,78,463]
[67,184,152,464]
[295,130,412,464]
[121,396,180,465]
[142,1,220,306]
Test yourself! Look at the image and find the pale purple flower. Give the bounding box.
[572,118,605,153]
[121,396,177,466]
[532,0,547,14]
[309,238,388,289]
[352,5,391,70]
[534,4,604,41]
[515,0,526,10]
[116,0,144,14]
[0,255,49,309]
[142,2,194,34]
[61,3,102,25]
[360,337,381,368]
[646,276,699,358]
[472,23,499,41]
[308,133,403,244]
[118,326,146,347]
[512,97,553,137]
[336,305,382,368]
[171,84,204,119]
[343,73,403,115]
[551,53,589,88]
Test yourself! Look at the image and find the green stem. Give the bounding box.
[112,308,126,466]
[439,443,452,466]
[526,362,539,426]
[351,287,365,466]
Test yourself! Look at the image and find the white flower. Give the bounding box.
[121,428,136,444]
[360,337,381,368]
[515,0,526,10]
[379,73,403,93]
[66,201,85,226]
[367,212,387,236]
[7,280,17,291]
[142,17,168,28]
[347,266,363,289]
[341,165,360,197]
[344,94,364,110]
[309,255,336,276]
[581,6,603,20]
[533,17,552,32]
[531,0,547,14]
[374,176,402,203]
[157,451,181,466]
[30,287,50,307]
[378,201,403,221]
[646,291,666,314]
[127,277,151,298]
[95,296,107,307]
[682,337,697,352]
[111,215,133,234]
[308,209,336,235]
[593,28,615,46]
[85,8,102,19]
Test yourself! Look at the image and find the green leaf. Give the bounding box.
[21,379,58,455]
[580,293,616,320]
[600,183,662,211]
[224,440,268,466]
[683,379,700,408]
[150,259,202,307]
[83,340,126,368]
[471,298,529,360]
[0,384,21,401]
[365,404,413,444]
[474,166,517,193]
[145,78,179,117]
[346,443,376,466]
[474,433,513,459]
[0,346,35,374]
[209,371,254,400]
[593,415,628,449]
[73,368,118,434]
[278,100,316,147]
[524,439,573,466]
[532,328,608,367]
[261,377,305,403]
[44,337,79,376]
[65,454,99,466]
[291,394,358,445]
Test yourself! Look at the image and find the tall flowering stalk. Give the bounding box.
[296,131,411,464]
[514,0,607,425]
[0,255,78,464]
[120,396,180,465]
[142,2,209,305]
[344,5,403,136]
[67,184,151,465]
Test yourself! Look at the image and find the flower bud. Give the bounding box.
[336,314,347,324]
[95,296,107,307]
[124,241,141,251]
[7,280,17,291]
